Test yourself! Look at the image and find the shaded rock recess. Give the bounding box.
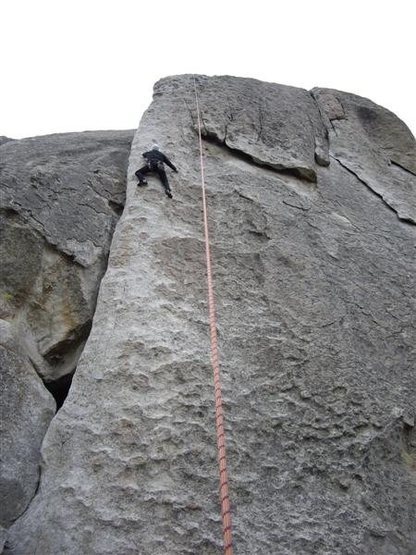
[1,76,416,554]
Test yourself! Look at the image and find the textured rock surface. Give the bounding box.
[0,320,55,528]
[312,88,416,223]
[5,76,416,554]
[188,76,330,179]
[0,131,132,542]
[0,137,13,147]
[0,130,133,381]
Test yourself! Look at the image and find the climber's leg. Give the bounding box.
[135,166,150,185]
[157,167,172,198]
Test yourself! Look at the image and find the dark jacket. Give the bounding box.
[143,150,177,172]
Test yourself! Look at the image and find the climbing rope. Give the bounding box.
[193,76,234,555]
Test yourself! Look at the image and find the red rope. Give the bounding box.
[193,77,234,555]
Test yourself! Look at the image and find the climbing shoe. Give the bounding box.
[166,190,173,199]
[138,180,148,186]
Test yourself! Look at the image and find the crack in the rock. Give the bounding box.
[108,199,124,216]
[309,90,337,136]
[282,199,311,211]
[182,97,197,129]
[330,155,415,226]
[235,190,257,203]
[78,202,108,217]
[307,91,331,165]
[199,129,317,183]
[84,177,111,199]
[44,370,75,411]
[42,320,92,388]
[390,159,416,178]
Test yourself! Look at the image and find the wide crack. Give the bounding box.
[44,370,75,411]
[26,319,92,413]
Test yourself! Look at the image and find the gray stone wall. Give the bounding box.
[2,76,415,554]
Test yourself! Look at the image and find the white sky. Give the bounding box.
[2,0,415,139]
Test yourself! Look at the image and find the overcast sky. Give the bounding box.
[2,0,415,139]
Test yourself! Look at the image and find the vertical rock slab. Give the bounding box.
[6,76,416,554]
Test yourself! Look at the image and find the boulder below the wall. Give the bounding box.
[0,320,55,529]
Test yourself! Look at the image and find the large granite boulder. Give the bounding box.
[0,130,133,545]
[0,130,133,382]
[4,76,416,554]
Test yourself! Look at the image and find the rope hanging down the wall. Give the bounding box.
[192,76,234,555]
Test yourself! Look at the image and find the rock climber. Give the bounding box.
[135,143,178,199]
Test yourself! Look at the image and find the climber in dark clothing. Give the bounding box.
[135,144,178,198]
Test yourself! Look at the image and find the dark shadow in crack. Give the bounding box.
[44,371,75,411]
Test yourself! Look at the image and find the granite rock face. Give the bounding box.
[0,130,133,381]
[4,76,416,554]
[0,130,133,540]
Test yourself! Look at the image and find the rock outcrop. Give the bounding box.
[0,130,133,541]
[2,76,416,554]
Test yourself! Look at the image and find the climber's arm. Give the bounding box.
[162,154,178,172]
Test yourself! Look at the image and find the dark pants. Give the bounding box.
[135,164,171,194]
